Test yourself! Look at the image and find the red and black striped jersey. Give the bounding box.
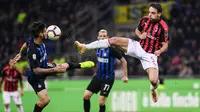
[1,66,22,92]
[137,16,169,54]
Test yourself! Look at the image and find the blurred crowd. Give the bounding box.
[116,0,200,77]
[0,0,199,78]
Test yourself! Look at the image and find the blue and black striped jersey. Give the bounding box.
[27,40,48,73]
[96,47,122,80]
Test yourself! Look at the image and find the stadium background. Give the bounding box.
[0,0,200,111]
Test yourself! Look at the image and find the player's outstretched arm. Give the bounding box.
[120,57,128,83]
[13,42,28,63]
[33,66,66,75]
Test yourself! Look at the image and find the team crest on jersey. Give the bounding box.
[38,84,42,88]
[154,27,158,32]
[32,54,36,60]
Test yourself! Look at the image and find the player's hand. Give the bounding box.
[20,90,24,96]
[154,50,161,56]
[121,76,128,83]
[13,53,21,64]
[139,32,147,39]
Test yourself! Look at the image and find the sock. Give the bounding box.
[33,104,43,112]
[17,105,24,112]
[66,62,80,71]
[84,99,90,112]
[85,39,110,49]
[99,105,106,112]
[5,107,10,112]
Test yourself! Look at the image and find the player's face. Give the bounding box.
[148,7,161,22]
[9,59,15,69]
[40,28,48,40]
[98,32,108,40]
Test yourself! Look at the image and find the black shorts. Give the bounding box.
[87,75,114,97]
[27,74,46,94]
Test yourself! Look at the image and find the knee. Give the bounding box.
[150,79,159,86]
[5,104,9,108]
[83,94,91,100]
[43,97,51,105]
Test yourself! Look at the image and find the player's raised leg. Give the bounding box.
[146,68,159,102]
[74,37,129,54]
[52,61,95,73]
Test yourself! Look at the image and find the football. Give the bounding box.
[47,25,61,40]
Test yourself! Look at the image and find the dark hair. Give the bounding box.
[30,21,46,38]
[150,3,162,13]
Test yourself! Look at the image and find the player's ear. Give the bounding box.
[158,12,161,17]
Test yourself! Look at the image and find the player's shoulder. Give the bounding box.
[159,19,168,30]
[2,66,10,71]
[141,16,149,20]
[15,68,21,73]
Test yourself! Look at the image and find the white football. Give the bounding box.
[47,25,61,40]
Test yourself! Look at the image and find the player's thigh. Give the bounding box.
[11,91,22,105]
[100,80,114,97]
[109,37,129,51]
[86,76,101,94]
[140,53,158,70]
[37,89,49,100]
[146,67,159,82]
[3,91,11,104]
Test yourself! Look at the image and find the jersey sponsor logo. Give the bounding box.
[6,77,17,82]
[32,54,36,60]
[40,53,47,62]
[98,57,109,63]
[147,33,156,40]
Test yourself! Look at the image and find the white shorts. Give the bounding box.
[2,91,22,105]
[125,39,158,70]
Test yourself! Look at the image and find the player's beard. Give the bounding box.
[42,34,48,41]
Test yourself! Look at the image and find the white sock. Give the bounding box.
[17,105,24,112]
[85,39,110,49]
[5,107,10,112]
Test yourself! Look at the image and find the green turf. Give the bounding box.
[0,79,200,112]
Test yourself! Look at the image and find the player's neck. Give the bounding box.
[34,37,43,45]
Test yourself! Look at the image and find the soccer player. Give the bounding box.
[13,21,95,112]
[83,29,128,112]
[0,59,24,112]
[75,3,169,103]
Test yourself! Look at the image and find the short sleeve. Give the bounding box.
[137,16,148,32]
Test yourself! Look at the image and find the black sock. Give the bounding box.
[99,105,106,112]
[33,104,43,112]
[66,62,80,71]
[84,99,90,112]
